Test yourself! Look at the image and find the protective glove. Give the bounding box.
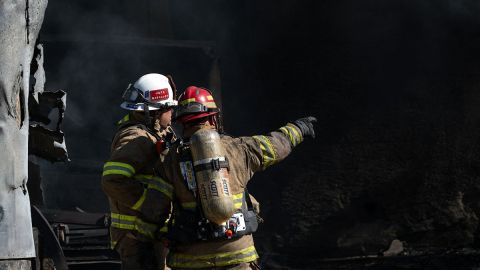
[293,116,317,139]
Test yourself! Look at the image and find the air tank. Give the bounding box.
[190,128,234,225]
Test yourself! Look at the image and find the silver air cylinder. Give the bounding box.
[190,129,234,225]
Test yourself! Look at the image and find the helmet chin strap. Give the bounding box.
[214,114,223,134]
[143,103,153,128]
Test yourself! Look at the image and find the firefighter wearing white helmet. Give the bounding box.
[121,73,178,127]
[102,73,178,270]
[153,86,317,269]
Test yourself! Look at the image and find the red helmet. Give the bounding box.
[175,86,219,123]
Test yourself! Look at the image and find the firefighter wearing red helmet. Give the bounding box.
[175,86,219,122]
[102,73,178,270]
[154,86,317,269]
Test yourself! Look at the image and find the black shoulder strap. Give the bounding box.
[244,188,254,211]
[178,141,192,162]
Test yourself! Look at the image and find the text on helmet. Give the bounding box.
[149,89,170,101]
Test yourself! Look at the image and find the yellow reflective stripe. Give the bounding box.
[159,224,168,233]
[286,123,302,146]
[279,127,296,146]
[206,95,214,101]
[104,162,135,172]
[232,193,243,200]
[111,213,136,221]
[148,183,173,199]
[180,98,196,105]
[234,202,243,209]
[232,193,244,210]
[263,136,276,167]
[111,222,135,230]
[117,114,130,125]
[135,174,174,199]
[253,135,277,168]
[149,176,174,199]
[279,124,303,146]
[134,174,152,185]
[110,213,157,239]
[168,245,258,268]
[111,213,136,230]
[135,219,157,239]
[181,201,197,209]
[158,217,170,233]
[287,123,302,142]
[131,189,147,210]
[205,102,217,108]
[103,162,135,177]
[102,169,131,177]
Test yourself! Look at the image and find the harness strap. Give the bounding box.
[194,157,230,172]
[243,188,254,212]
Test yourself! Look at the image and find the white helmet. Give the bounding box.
[120,73,178,111]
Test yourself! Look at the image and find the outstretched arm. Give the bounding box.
[238,116,317,175]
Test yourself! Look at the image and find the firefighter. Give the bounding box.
[101,73,178,270]
[155,86,316,269]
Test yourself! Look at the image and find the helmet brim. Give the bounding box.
[120,101,177,111]
[176,112,218,123]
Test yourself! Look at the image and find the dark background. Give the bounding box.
[34,0,480,268]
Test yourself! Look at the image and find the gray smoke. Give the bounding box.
[35,1,480,267]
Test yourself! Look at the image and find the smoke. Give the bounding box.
[35,0,480,262]
[38,0,219,211]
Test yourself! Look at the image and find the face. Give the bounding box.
[154,108,173,128]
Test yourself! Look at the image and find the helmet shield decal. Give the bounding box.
[150,88,169,101]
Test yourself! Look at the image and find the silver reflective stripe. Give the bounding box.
[110,213,157,238]
[135,175,174,199]
[150,176,174,199]
[135,220,157,238]
[134,174,151,185]
[110,213,135,230]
